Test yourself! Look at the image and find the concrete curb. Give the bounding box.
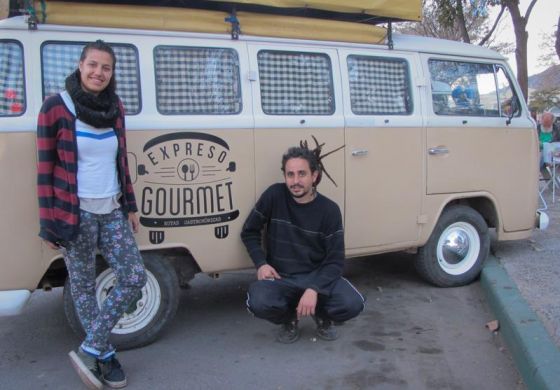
[481,257,560,390]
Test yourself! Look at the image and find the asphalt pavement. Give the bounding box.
[4,193,560,389]
[1,253,523,389]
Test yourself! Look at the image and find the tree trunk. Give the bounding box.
[0,0,9,20]
[455,0,470,43]
[478,4,505,46]
[504,0,537,102]
[508,4,527,100]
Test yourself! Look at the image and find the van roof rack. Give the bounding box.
[23,0,420,25]
[14,0,421,48]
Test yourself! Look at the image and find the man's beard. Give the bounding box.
[290,185,309,199]
[289,184,312,199]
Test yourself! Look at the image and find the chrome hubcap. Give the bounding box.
[96,269,161,334]
[436,222,480,275]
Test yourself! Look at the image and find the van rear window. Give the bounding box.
[347,55,411,115]
[41,42,141,115]
[0,41,25,117]
[257,50,335,115]
[154,46,242,115]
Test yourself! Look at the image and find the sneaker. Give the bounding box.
[313,316,339,341]
[99,356,127,388]
[276,319,300,344]
[68,349,103,390]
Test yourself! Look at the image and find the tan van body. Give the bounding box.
[0,3,544,348]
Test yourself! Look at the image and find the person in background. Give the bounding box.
[241,146,365,343]
[539,111,560,168]
[36,40,146,389]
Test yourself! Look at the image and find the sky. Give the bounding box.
[492,0,559,76]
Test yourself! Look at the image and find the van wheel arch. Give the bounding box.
[444,197,498,229]
[63,249,200,350]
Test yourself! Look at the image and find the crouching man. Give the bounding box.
[241,146,365,343]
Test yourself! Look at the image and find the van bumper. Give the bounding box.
[536,211,549,230]
[0,290,31,316]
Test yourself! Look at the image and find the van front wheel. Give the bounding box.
[63,252,180,350]
[415,205,490,287]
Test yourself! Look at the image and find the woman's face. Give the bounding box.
[78,48,114,96]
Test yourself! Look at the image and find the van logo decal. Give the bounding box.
[149,231,165,244]
[138,132,238,233]
[214,225,229,239]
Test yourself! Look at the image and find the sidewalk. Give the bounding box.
[481,190,560,389]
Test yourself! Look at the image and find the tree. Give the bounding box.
[538,31,560,68]
[434,0,508,45]
[396,0,507,49]
[555,16,560,58]
[529,88,560,112]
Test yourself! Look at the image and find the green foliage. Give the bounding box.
[529,88,560,112]
[539,31,560,68]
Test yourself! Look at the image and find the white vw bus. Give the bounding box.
[0,0,545,348]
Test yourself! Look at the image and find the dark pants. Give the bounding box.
[246,277,365,325]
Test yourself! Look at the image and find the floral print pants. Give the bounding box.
[64,208,147,358]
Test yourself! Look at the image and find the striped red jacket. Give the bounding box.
[37,94,138,243]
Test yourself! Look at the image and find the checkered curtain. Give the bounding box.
[154,46,241,115]
[347,56,410,115]
[257,51,334,115]
[42,43,141,115]
[0,41,25,117]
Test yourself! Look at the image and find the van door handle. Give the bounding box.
[428,146,449,155]
[351,149,368,156]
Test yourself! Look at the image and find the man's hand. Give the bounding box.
[128,212,140,233]
[257,264,281,281]
[43,240,60,250]
[296,288,318,319]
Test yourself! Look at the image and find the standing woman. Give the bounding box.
[36,40,146,389]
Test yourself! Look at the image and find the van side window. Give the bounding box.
[0,40,25,117]
[154,46,241,115]
[257,50,334,115]
[41,42,141,115]
[429,59,518,117]
[347,55,411,115]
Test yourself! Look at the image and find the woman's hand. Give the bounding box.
[128,212,140,233]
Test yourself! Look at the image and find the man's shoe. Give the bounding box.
[99,356,127,388]
[276,320,300,344]
[314,316,339,341]
[68,349,103,390]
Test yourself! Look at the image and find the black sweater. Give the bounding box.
[240,183,344,295]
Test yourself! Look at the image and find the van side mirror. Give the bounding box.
[506,98,519,126]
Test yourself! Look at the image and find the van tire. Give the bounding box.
[415,205,490,287]
[63,252,180,350]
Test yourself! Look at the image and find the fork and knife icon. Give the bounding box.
[181,162,197,181]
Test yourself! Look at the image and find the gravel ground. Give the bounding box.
[491,188,560,347]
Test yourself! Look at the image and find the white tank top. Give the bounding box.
[61,91,121,208]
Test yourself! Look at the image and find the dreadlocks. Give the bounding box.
[298,135,344,187]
